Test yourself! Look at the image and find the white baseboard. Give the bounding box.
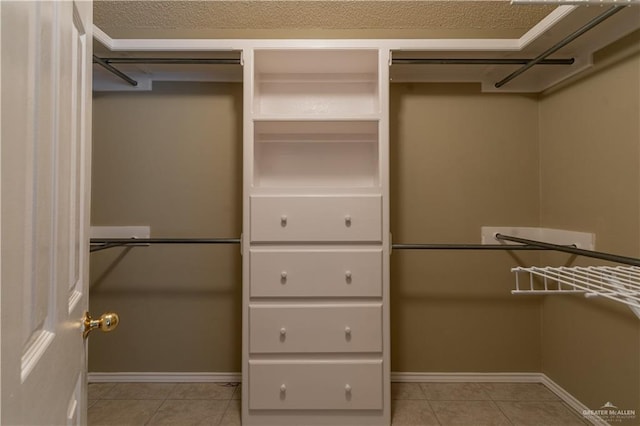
[390,372,543,383]
[88,371,606,425]
[88,372,242,383]
[90,371,540,384]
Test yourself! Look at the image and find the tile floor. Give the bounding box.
[88,382,589,426]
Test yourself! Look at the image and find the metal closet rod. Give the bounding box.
[495,233,640,267]
[90,238,241,253]
[92,56,242,87]
[100,57,241,65]
[391,243,549,250]
[93,55,138,87]
[95,55,575,86]
[95,2,624,91]
[89,236,640,266]
[392,58,574,65]
[90,238,555,253]
[494,5,626,88]
[93,5,625,89]
[96,55,575,87]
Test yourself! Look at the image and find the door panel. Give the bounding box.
[67,2,89,314]
[1,1,93,424]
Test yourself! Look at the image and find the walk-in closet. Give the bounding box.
[2,1,638,425]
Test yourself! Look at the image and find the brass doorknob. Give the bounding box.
[83,312,119,339]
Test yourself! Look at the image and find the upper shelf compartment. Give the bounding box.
[253,120,380,191]
[253,49,380,117]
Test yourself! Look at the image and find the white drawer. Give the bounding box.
[249,304,382,353]
[250,195,381,242]
[250,249,382,298]
[249,360,383,410]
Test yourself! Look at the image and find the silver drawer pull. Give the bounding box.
[280,215,288,227]
[345,270,352,283]
[280,327,287,336]
[345,326,352,335]
[345,384,352,393]
[344,215,352,227]
[280,384,287,393]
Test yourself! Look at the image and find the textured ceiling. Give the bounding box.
[93,1,557,39]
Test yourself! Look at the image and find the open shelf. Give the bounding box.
[253,120,379,189]
[253,50,379,117]
[512,265,640,318]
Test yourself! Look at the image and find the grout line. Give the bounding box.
[218,397,234,425]
[217,384,239,426]
[492,399,516,426]
[143,383,177,426]
[424,400,443,426]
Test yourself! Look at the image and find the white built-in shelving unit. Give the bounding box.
[242,47,390,425]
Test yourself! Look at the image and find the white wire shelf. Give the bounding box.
[511,266,640,318]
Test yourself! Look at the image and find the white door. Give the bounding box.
[1,1,94,424]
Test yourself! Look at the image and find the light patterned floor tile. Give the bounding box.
[104,382,176,400]
[482,383,559,401]
[431,400,510,425]
[421,383,491,401]
[231,384,241,400]
[88,383,117,400]
[167,382,237,400]
[86,381,589,426]
[88,399,162,426]
[392,383,427,400]
[391,400,440,426]
[146,399,228,426]
[220,400,241,426]
[497,401,588,425]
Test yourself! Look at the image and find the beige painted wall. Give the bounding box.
[538,40,640,419]
[90,82,542,373]
[90,83,243,372]
[389,84,541,372]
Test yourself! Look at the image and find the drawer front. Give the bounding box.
[250,249,382,298]
[250,195,381,242]
[249,304,382,353]
[249,360,383,410]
